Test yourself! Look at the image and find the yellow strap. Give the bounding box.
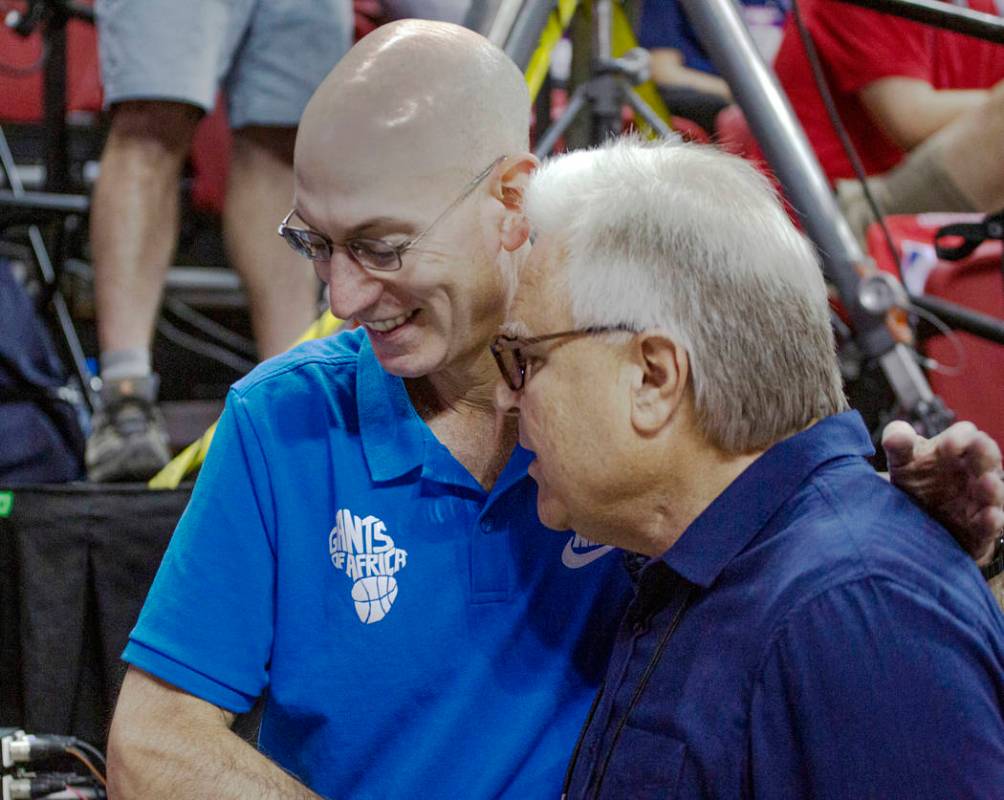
[525,0,672,134]
[148,311,344,489]
[610,3,673,135]
[524,0,580,103]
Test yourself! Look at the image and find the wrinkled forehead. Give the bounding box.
[293,121,473,236]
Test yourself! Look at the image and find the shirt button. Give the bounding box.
[481,520,494,532]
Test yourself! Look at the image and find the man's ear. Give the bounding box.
[494,153,539,253]
[629,330,690,435]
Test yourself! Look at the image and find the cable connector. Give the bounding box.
[1,733,75,768]
[2,771,99,799]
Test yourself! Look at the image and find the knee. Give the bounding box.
[231,125,297,169]
[105,100,202,167]
[986,79,1004,116]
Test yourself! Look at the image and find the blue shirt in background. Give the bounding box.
[566,411,1004,798]
[638,0,781,75]
[124,328,632,799]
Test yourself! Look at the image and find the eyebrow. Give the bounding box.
[499,319,532,338]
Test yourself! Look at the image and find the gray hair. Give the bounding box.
[523,137,848,454]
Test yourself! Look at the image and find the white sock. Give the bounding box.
[100,348,151,382]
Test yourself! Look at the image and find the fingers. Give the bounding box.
[881,419,923,469]
[975,469,1004,519]
[935,421,1002,477]
[970,505,1004,564]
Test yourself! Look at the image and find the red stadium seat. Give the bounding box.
[867,214,1004,450]
[671,116,711,144]
[0,13,233,217]
[0,18,102,122]
[715,104,765,166]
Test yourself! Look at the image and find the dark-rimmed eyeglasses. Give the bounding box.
[277,155,507,272]
[490,325,637,391]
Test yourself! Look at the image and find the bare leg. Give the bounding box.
[837,82,1004,243]
[86,100,200,481]
[224,126,319,359]
[934,79,1004,211]
[90,100,202,356]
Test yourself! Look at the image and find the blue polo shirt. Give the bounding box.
[124,328,632,799]
[565,412,1004,799]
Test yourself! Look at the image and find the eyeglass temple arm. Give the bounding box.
[405,156,507,250]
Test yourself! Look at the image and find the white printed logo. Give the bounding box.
[562,533,615,569]
[329,509,408,624]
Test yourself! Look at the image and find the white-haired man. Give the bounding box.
[494,138,1004,799]
[106,20,1004,800]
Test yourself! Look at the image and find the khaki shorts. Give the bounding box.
[96,0,352,128]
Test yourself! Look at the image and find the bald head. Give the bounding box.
[296,20,529,193]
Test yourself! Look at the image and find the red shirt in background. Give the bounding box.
[773,0,1004,183]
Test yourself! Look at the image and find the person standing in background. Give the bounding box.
[86,0,352,482]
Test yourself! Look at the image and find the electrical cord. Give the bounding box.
[161,296,257,359]
[64,747,105,788]
[156,317,257,375]
[790,0,905,281]
[907,299,967,375]
[788,0,987,386]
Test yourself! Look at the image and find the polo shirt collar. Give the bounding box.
[354,336,534,497]
[660,411,874,588]
[356,335,424,482]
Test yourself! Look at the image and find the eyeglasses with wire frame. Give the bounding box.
[490,325,637,391]
[277,155,507,272]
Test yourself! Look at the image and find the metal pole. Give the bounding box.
[679,0,950,432]
[589,0,623,141]
[501,0,559,71]
[836,0,1004,42]
[43,8,70,193]
[463,0,506,35]
[0,127,96,411]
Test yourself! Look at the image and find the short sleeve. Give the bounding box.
[806,0,933,94]
[123,389,277,713]
[749,577,1004,798]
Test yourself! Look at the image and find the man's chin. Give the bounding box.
[535,492,570,532]
[372,343,445,380]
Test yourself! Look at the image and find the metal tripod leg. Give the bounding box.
[534,83,592,158]
[622,82,675,138]
[0,127,97,412]
[680,0,951,434]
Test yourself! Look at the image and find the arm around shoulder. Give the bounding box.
[108,667,322,800]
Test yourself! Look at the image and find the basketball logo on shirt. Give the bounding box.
[329,508,408,624]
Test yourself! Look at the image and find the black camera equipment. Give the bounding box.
[530,0,671,157]
[1,729,106,799]
[683,0,959,436]
[2,0,97,412]
[835,0,1004,43]
[469,0,959,436]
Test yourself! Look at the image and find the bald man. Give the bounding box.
[106,20,1004,800]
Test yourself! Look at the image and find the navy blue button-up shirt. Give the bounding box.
[565,412,1004,799]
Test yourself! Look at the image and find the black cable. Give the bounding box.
[156,317,256,375]
[790,0,905,281]
[69,737,106,771]
[161,296,257,359]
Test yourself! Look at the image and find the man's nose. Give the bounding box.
[323,253,385,320]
